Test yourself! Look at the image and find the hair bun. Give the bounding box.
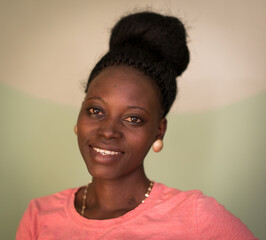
[109,11,189,77]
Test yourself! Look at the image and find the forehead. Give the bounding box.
[86,66,160,104]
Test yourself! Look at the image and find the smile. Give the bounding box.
[92,147,122,156]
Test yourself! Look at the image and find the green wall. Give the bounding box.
[1,82,265,239]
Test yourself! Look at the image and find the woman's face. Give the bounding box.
[77,66,166,180]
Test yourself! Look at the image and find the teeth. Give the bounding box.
[93,147,120,156]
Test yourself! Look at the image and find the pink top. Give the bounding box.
[16,182,257,239]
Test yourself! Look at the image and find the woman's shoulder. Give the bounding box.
[28,186,79,212]
[154,182,237,219]
[154,182,256,239]
[16,187,81,239]
[150,182,204,219]
[154,182,203,204]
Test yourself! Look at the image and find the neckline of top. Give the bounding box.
[66,181,160,227]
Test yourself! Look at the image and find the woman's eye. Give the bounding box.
[124,116,143,124]
[86,107,104,116]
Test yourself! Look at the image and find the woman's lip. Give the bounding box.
[89,145,124,164]
[89,145,124,154]
[92,147,122,156]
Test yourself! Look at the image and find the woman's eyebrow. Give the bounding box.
[84,96,106,103]
[128,106,150,114]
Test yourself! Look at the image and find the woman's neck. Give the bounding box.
[77,170,151,219]
[90,176,150,209]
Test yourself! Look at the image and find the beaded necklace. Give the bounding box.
[81,180,154,216]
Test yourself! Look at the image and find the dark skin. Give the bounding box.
[75,65,167,220]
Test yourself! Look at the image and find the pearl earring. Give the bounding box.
[74,125,78,135]
[152,139,163,152]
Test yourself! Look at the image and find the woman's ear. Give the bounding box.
[157,118,167,140]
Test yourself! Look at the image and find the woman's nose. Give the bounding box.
[97,118,122,139]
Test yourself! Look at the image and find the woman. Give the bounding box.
[16,11,257,239]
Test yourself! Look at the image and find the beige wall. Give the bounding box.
[1,0,265,111]
[0,0,265,239]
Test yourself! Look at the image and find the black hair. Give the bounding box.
[85,11,190,117]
